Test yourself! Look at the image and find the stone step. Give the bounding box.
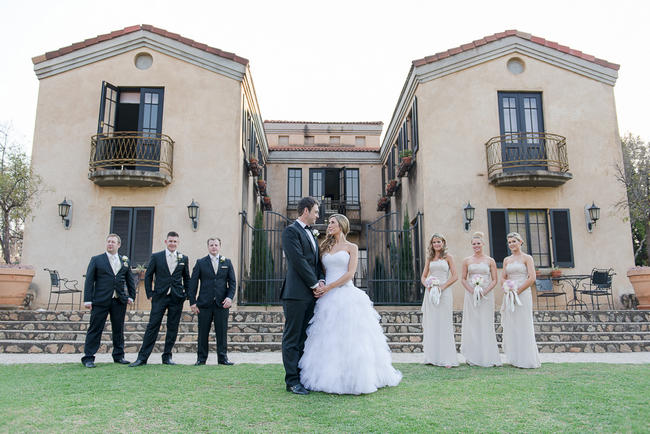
[2,310,649,323]
[3,320,649,334]
[2,339,649,354]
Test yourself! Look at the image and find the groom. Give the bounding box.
[281,196,325,395]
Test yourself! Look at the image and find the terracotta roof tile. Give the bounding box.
[264,120,384,125]
[412,30,619,71]
[269,146,380,152]
[32,24,249,66]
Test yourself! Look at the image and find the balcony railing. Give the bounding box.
[485,132,572,187]
[286,199,362,232]
[89,132,174,186]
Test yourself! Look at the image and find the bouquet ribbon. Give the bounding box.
[502,290,522,313]
[473,286,483,307]
[428,285,441,306]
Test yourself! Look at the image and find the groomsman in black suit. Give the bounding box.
[188,237,236,365]
[281,197,325,394]
[130,231,190,366]
[81,234,136,368]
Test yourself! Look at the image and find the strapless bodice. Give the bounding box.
[322,250,352,286]
[505,261,528,283]
[428,259,449,284]
[468,262,490,287]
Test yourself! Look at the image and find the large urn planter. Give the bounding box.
[627,266,650,310]
[0,265,36,307]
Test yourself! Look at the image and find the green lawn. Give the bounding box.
[0,363,648,432]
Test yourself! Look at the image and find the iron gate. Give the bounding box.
[238,210,292,305]
[367,211,424,305]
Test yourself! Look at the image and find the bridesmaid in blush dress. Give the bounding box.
[500,232,541,368]
[460,232,501,367]
[420,233,459,367]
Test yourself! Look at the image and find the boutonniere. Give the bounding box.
[176,252,183,261]
[312,229,320,237]
[220,256,226,263]
[121,256,129,266]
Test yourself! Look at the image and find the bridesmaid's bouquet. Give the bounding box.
[501,280,522,313]
[471,276,485,307]
[425,277,441,305]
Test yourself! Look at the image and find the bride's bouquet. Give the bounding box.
[425,276,441,305]
[501,279,522,313]
[471,275,485,307]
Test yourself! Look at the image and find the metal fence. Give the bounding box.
[367,211,424,305]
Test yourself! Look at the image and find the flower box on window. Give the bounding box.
[377,196,390,212]
[263,196,272,210]
[397,150,414,178]
[248,158,262,177]
[256,179,267,195]
[385,179,399,196]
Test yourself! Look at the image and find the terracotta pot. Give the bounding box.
[627,266,650,310]
[0,266,36,307]
[550,270,562,278]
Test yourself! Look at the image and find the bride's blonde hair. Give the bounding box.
[320,214,349,255]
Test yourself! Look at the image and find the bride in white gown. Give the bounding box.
[299,214,402,395]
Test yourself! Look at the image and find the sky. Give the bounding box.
[1,0,648,152]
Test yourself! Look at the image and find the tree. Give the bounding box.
[0,124,42,264]
[248,209,274,302]
[398,210,416,301]
[615,134,650,266]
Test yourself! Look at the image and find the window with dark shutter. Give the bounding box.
[411,97,419,154]
[550,209,574,267]
[488,209,509,266]
[110,207,154,266]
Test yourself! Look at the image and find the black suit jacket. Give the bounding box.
[188,255,236,308]
[280,221,325,300]
[83,253,136,306]
[144,250,190,300]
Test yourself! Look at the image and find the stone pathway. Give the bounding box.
[1,352,649,365]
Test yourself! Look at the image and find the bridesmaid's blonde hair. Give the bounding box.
[471,231,485,242]
[320,214,349,255]
[427,233,448,261]
[507,232,524,245]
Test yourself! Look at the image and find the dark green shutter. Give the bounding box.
[488,209,509,267]
[550,209,574,267]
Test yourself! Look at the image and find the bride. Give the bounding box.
[299,214,402,395]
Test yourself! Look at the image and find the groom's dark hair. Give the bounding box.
[297,197,319,216]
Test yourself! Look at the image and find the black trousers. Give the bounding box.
[82,298,127,363]
[196,304,229,363]
[282,298,316,387]
[137,294,184,361]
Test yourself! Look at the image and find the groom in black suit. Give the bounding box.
[188,237,236,366]
[130,231,190,366]
[81,233,136,368]
[281,197,325,394]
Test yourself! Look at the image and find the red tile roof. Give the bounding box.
[32,24,249,66]
[412,30,619,71]
[269,146,380,152]
[265,120,383,125]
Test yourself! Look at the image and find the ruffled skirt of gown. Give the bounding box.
[299,282,402,394]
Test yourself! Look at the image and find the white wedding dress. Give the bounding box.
[299,250,402,394]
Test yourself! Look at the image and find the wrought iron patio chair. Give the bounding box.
[535,278,567,310]
[44,268,81,310]
[580,268,615,310]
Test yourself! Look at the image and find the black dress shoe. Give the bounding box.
[286,383,309,395]
[82,360,96,368]
[128,359,147,367]
[162,359,177,365]
[218,359,234,366]
[194,361,206,366]
[114,358,131,365]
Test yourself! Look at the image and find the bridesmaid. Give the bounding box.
[500,232,541,368]
[420,233,458,367]
[460,232,501,367]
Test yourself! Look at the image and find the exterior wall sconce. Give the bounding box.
[58,197,72,229]
[187,199,199,231]
[585,202,600,232]
[463,201,475,232]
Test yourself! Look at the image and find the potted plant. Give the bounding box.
[248,157,262,176]
[398,149,414,177]
[627,266,650,310]
[135,264,146,280]
[550,267,562,278]
[256,178,267,194]
[377,196,389,212]
[263,196,272,210]
[385,179,398,196]
[0,264,35,307]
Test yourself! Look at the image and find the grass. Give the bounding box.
[0,363,648,432]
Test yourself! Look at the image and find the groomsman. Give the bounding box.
[81,234,136,368]
[188,237,236,366]
[130,231,190,366]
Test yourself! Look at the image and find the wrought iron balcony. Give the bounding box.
[485,132,572,187]
[286,199,362,232]
[88,132,174,186]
